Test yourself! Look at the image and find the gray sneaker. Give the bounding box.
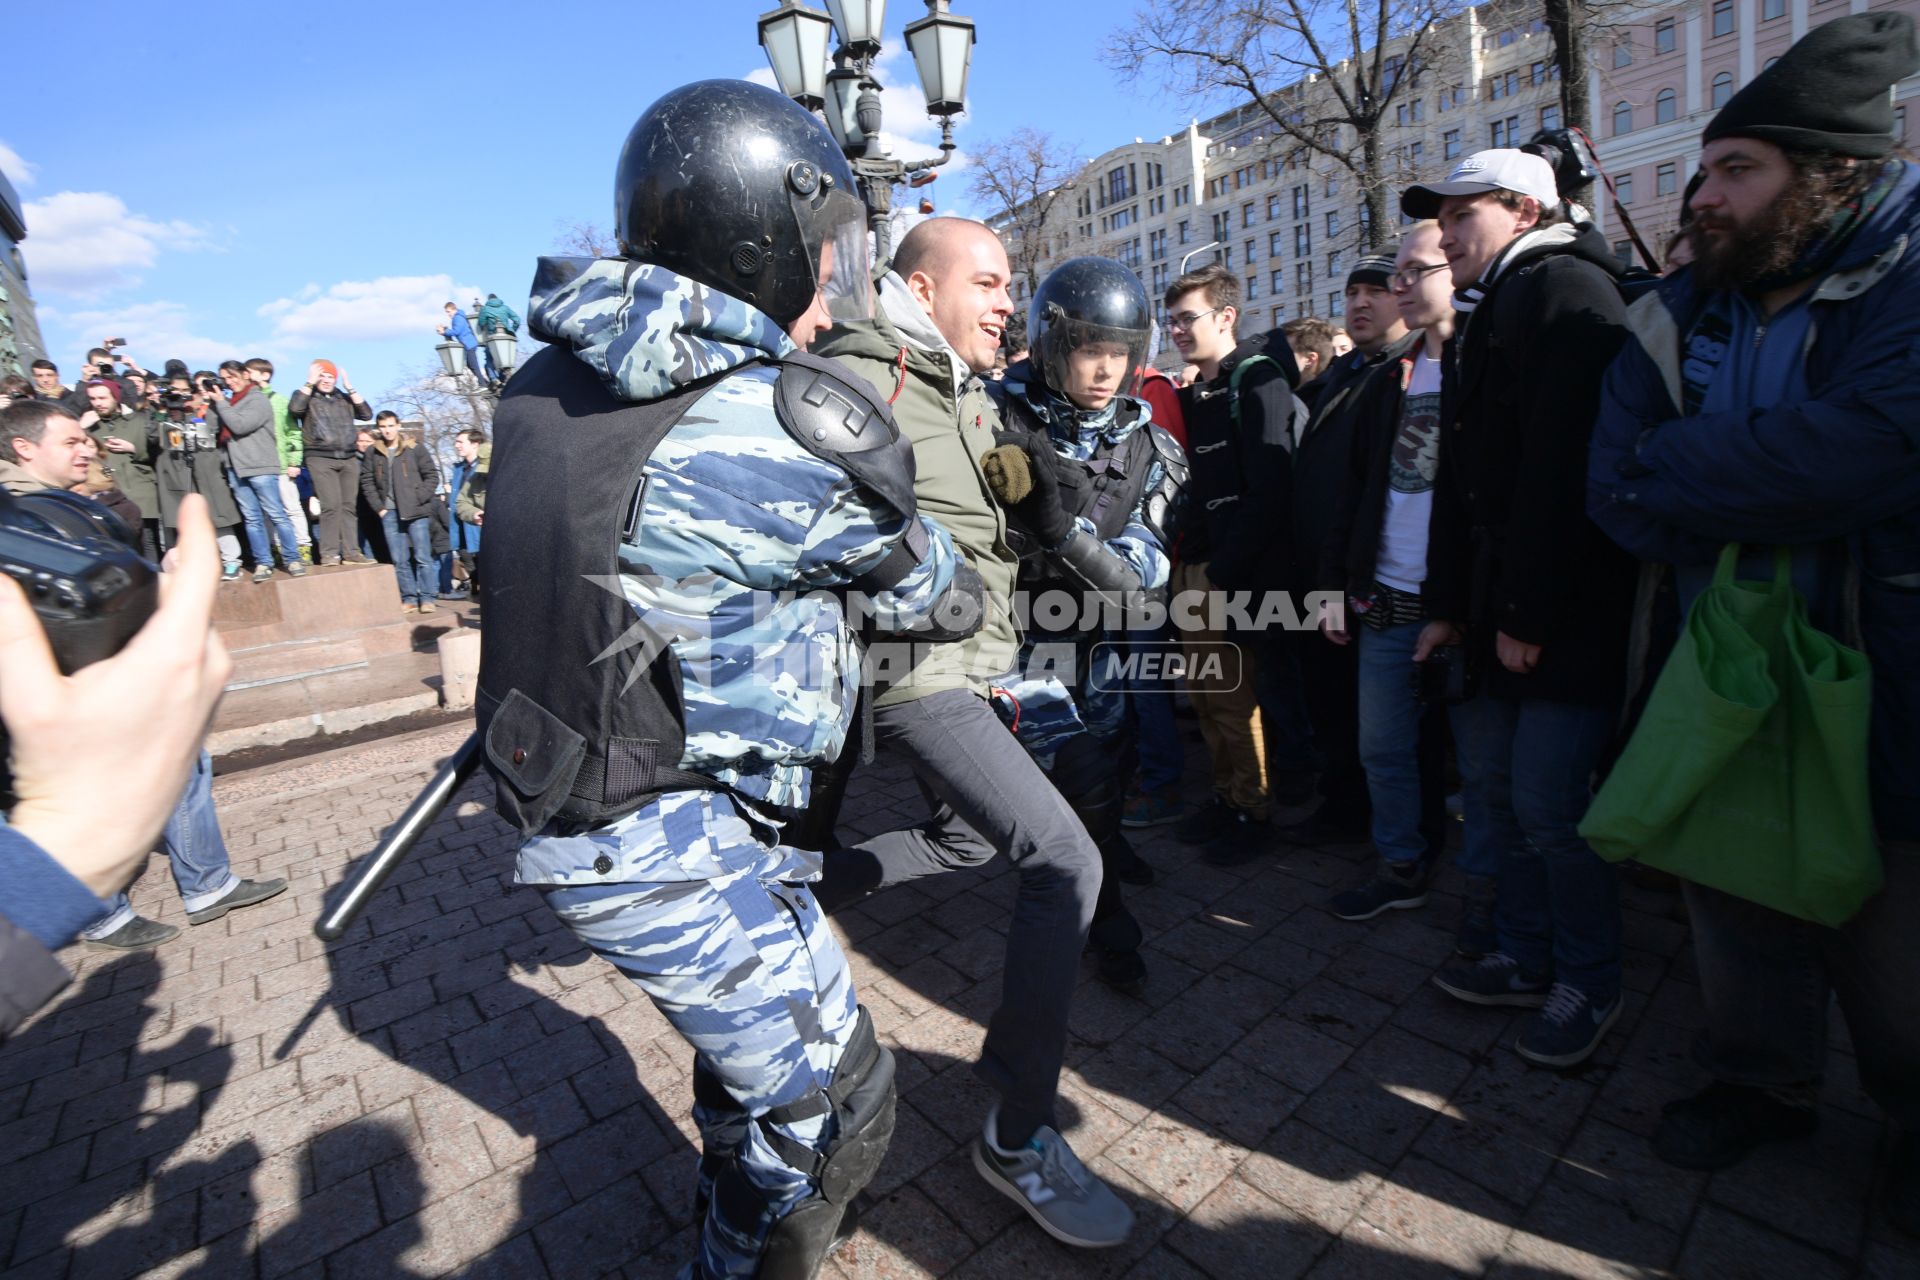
[186,877,289,925]
[972,1106,1134,1249]
[84,915,180,950]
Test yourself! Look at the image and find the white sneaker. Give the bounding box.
[972,1105,1134,1248]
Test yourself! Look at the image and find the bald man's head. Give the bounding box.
[893,218,1014,374]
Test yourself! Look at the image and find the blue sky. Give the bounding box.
[2,0,1215,399]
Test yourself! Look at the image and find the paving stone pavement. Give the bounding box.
[2,726,1914,1279]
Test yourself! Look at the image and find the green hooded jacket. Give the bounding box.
[814,274,1018,707]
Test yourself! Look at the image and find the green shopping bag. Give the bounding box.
[1580,544,1879,926]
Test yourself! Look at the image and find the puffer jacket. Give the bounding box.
[1590,159,1920,841]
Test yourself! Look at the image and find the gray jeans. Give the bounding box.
[822,687,1102,1122]
[1685,840,1920,1130]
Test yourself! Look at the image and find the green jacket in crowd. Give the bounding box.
[262,383,299,469]
[454,440,490,527]
[814,273,1017,708]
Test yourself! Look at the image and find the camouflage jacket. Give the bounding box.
[511,260,963,885]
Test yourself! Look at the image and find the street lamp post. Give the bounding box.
[1179,240,1221,274]
[758,0,976,271]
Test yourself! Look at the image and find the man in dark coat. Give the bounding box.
[1407,149,1637,1071]
[1588,15,1920,1230]
[360,411,441,612]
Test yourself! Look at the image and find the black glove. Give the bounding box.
[981,428,1075,549]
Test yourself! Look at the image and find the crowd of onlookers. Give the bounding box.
[0,346,492,615]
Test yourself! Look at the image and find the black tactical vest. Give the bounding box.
[476,346,726,835]
[476,344,922,837]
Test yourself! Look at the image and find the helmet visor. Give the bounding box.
[791,179,873,323]
[1040,314,1150,406]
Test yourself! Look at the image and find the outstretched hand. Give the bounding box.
[0,495,233,896]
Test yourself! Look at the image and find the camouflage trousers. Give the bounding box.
[532,793,859,1280]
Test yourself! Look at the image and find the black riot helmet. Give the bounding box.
[614,79,872,328]
[1028,257,1152,407]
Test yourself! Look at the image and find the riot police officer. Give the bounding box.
[982,257,1187,993]
[476,79,980,1280]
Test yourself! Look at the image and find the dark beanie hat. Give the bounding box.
[1703,12,1920,158]
[1348,250,1397,289]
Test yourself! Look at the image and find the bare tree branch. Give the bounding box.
[553,220,620,259]
[1106,0,1470,251]
[968,128,1081,294]
[379,361,497,481]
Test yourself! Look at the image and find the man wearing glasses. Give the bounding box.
[1163,264,1309,866]
[1318,223,1492,957]
[1285,252,1417,849]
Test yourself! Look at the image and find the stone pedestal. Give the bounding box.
[215,564,424,687]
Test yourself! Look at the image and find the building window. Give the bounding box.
[1272,269,1285,295]
[1395,98,1426,126]
[1712,0,1735,37]
[1242,201,1256,228]
[1295,225,1312,257]
[1174,185,1189,207]
[1245,275,1259,300]
[1491,115,1521,147]
[1762,0,1785,18]
[1443,128,1461,160]
[1177,220,1190,245]
[1656,162,1678,196]
[1325,210,1341,237]
[1267,193,1282,220]
[1222,246,1234,268]
[1712,72,1735,109]
[1655,18,1675,54]
[1327,248,1344,276]
[1615,173,1634,205]
[1245,238,1257,263]
[1656,88,1677,124]
[1613,101,1633,135]
[1270,231,1284,256]
[1540,104,1562,132]
[1325,174,1339,198]
[1328,292,1345,317]
[1613,39,1633,69]
[1898,106,1909,143]
[1296,262,1313,294]
[1614,239,1634,263]
[1213,211,1232,242]
[1438,84,1463,112]
[1406,141,1424,169]
[1292,185,1311,219]
[1150,229,1167,261]
[1108,166,1130,205]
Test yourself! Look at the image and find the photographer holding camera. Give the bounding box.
[150,375,244,575]
[0,484,233,1036]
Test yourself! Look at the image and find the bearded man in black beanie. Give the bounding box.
[1590,13,1920,1233]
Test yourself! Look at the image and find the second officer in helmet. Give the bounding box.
[981,255,1188,992]
[475,79,980,1279]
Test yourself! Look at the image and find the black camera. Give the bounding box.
[0,488,157,673]
[0,488,157,803]
[161,417,216,456]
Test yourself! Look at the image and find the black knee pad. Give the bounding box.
[749,1008,898,1280]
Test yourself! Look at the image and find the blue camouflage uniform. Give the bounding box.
[512,258,962,1278]
[985,372,1173,764]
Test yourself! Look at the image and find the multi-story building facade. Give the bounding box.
[1588,0,1919,266]
[989,0,1920,370]
[0,168,44,379]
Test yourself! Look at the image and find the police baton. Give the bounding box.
[314,732,482,941]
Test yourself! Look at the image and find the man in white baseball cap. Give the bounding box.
[1404,146,1644,1072]
[1401,149,1563,294]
